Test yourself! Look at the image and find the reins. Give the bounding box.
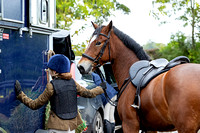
[95,68,118,106]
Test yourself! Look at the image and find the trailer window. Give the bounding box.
[0,0,24,23]
[40,0,48,24]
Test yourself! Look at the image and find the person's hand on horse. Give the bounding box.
[15,80,22,96]
[100,82,107,90]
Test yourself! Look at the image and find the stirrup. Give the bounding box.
[131,104,140,109]
[132,95,141,109]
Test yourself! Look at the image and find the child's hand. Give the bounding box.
[15,80,22,96]
[100,82,107,90]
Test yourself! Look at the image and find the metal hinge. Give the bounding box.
[0,28,3,41]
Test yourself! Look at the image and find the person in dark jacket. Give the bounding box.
[92,72,117,133]
[14,54,105,133]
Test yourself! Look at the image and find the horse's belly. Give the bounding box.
[140,102,175,131]
[140,106,175,130]
[141,118,175,131]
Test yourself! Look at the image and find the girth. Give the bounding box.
[129,56,190,109]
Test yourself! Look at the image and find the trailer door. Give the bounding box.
[0,29,49,133]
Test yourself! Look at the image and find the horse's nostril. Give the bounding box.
[78,65,85,74]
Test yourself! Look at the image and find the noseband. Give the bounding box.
[82,27,111,68]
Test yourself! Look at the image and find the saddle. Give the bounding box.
[129,56,190,109]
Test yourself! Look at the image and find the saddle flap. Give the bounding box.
[129,60,150,80]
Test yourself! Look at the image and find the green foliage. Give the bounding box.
[56,0,130,56]
[143,40,165,50]
[159,32,189,60]
[152,0,200,20]
[72,42,87,56]
[151,0,200,47]
[187,42,200,63]
[56,0,130,29]
[156,32,200,63]
[0,127,7,133]
[150,0,200,63]
[143,41,165,59]
[45,102,51,130]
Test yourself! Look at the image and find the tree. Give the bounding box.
[151,0,200,48]
[143,40,165,50]
[72,42,87,56]
[56,0,130,29]
[143,40,165,59]
[56,0,130,55]
[154,31,200,63]
[159,32,190,60]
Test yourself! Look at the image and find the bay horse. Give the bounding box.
[77,21,200,133]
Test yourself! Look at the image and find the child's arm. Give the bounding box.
[75,81,104,98]
[16,82,54,110]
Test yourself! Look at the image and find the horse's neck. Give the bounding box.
[110,36,139,88]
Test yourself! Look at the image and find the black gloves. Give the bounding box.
[100,82,107,90]
[15,80,22,96]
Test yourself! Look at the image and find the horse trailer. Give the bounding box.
[0,0,74,132]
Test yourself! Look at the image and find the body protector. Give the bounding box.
[50,78,77,120]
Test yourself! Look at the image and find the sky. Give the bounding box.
[70,0,191,46]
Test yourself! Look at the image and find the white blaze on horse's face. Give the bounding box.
[85,35,98,50]
[89,35,97,45]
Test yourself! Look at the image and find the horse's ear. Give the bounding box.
[105,20,113,33]
[91,21,98,29]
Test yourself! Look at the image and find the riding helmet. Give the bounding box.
[47,54,70,73]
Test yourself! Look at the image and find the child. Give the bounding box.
[14,54,105,133]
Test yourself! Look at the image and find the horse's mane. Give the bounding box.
[113,26,151,61]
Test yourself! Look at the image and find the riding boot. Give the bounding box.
[104,119,113,133]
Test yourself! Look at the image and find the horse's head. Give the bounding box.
[78,21,113,74]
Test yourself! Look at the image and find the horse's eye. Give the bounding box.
[96,42,101,45]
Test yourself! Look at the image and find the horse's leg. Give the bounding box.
[122,117,140,133]
[121,116,140,133]
[118,85,140,133]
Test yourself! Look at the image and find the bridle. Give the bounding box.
[82,27,118,106]
[82,26,111,68]
[81,26,133,107]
